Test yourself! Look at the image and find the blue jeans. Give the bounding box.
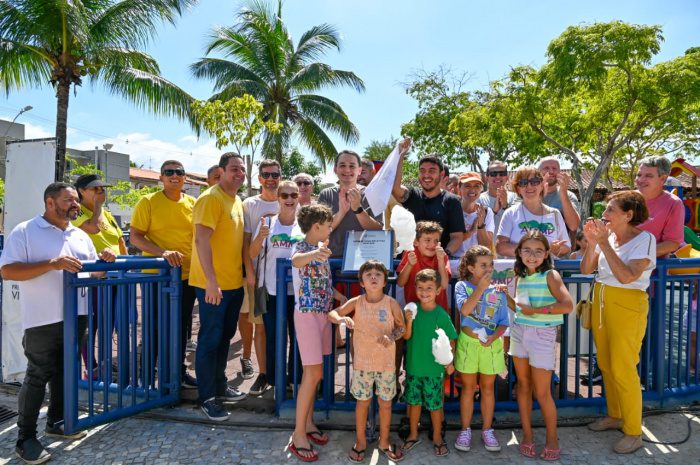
[194,287,243,402]
[263,294,302,387]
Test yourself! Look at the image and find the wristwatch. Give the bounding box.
[477,223,486,229]
[353,205,364,214]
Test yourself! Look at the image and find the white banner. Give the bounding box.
[2,138,56,382]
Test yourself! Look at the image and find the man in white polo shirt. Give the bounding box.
[0,182,114,464]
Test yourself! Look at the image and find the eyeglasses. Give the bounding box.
[260,172,280,179]
[520,248,546,258]
[517,177,543,187]
[296,180,312,186]
[162,168,185,177]
[488,170,508,177]
[279,192,299,200]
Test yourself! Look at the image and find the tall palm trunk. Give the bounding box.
[55,80,70,181]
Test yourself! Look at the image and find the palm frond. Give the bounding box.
[189,57,268,97]
[0,39,52,93]
[295,116,339,168]
[295,94,360,143]
[294,24,341,64]
[288,63,365,93]
[202,26,275,82]
[235,1,289,82]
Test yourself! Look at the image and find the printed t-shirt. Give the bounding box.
[514,270,561,327]
[454,281,510,335]
[189,185,244,290]
[131,191,196,279]
[401,187,465,248]
[638,190,684,254]
[318,185,382,258]
[72,206,123,254]
[0,216,97,329]
[397,248,452,310]
[253,216,304,295]
[497,203,571,250]
[352,295,396,372]
[406,304,458,377]
[291,240,334,313]
[453,207,495,258]
[596,231,656,291]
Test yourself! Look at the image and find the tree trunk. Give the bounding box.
[55,81,71,181]
[246,154,253,196]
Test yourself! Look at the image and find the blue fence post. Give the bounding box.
[62,270,79,435]
[653,263,667,402]
[168,267,182,397]
[275,259,289,415]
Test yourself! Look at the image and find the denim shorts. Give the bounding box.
[508,323,558,371]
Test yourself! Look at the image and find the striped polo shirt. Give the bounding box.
[514,270,562,327]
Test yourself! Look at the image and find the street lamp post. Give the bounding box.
[102,143,113,181]
[2,105,33,139]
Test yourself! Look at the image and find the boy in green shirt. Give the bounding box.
[401,269,458,457]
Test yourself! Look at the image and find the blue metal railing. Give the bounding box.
[274,258,700,416]
[63,258,181,434]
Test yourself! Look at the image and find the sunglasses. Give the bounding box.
[488,170,508,177]
[162,168,185,176]
[279,192,299,200]
[261,172,280,179]
[517,177,543,187]
[296,180,312,186]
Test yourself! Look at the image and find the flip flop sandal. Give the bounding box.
[288,442,318,463]
[348,446,366,463]
[379,444,405,462]
[519,442,536,458]
[433,442,450,457]
[306,430,329,446]
[400,438,422,452]
[540,446,561,461]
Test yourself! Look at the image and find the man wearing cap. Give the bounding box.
[130,160,198,389]
[477,161,520,243]
[454,172,495,258]
[538,157,581,232]
[1,182,114,464]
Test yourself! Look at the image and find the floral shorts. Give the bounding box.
[404,374,444,411]
[350,370,396,401]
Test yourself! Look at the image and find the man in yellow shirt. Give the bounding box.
[130,160,198,389]
[189,152,248,420]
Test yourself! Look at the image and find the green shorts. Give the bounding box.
[404,374,444,411]
[455,332,506,375]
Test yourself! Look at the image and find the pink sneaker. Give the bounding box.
[454,428,472,451]
[482,429,501,452]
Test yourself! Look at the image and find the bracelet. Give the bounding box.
[477,223,486,229]
[352,205,364,214]
[541,305,553,314]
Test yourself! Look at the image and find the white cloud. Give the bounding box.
[23,122,53,139]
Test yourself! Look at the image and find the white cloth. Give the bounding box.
[364,143,401,215]
[253,217,304,295]
[596,231,656,290]
[497,203,571,250]
[453,207,495,258]
[0,216,97,330]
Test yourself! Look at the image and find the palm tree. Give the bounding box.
[0,0,197,181]
[190,0,364,167]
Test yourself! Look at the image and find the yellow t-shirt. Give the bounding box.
[131,191,196,280]
[189,185,244,290]
[72,206,123,254]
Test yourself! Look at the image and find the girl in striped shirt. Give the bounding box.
[510,230,573,462]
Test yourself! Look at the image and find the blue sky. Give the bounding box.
[1,0,698,179]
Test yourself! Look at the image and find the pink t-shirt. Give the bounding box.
[352,295,396,372]
[638,191,684,248]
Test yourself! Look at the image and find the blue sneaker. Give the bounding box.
[200,398,229,421]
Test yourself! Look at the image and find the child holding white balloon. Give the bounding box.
[401,269,458,457]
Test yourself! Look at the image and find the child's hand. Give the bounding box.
[445,363,455,376]
[518,304,537,315]
[315,241,332,262]
[378,334,392,347]
[407,251,418,266]
[480,335,496,348]
[342,316,354,330]
[435,246,446,262]
[477,271,492,292]
[404,309,414,323]
[334,293,348,305]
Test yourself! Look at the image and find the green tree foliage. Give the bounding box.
[192,94,282,195]
[363,137,419,182]
[450,21,700,220]
[401,68,484,172]
[0,178,4,206]
[280,147,322,194]
[0,0,198,181]
[190,0,364,167]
